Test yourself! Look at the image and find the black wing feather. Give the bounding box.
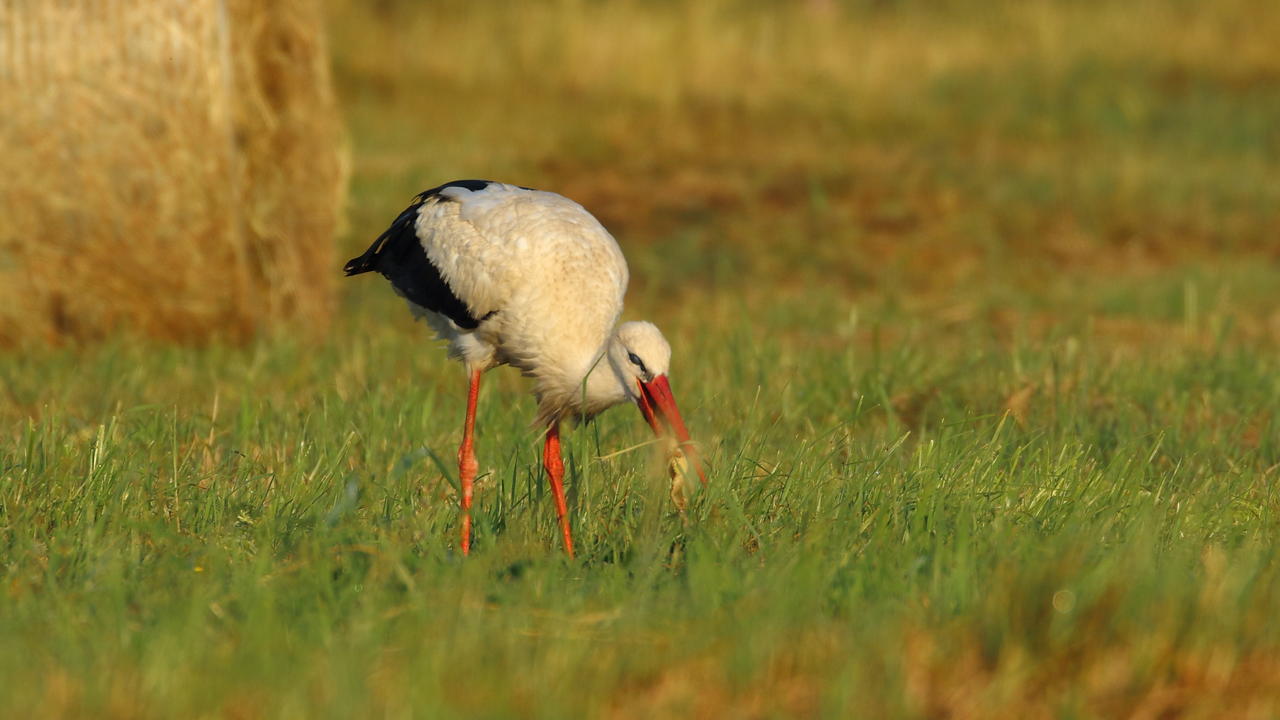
[343,180,496,330]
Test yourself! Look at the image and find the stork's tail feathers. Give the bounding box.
[343,249,378,276]
[343,198,424,276]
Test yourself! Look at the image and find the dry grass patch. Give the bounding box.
[0,0,345,345]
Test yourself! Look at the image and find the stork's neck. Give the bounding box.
[580,335,633,415]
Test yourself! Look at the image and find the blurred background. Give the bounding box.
[2,4,1279,715]
[3,0,1276,350]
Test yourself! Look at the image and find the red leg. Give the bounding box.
[458,369,482,555]
[543,423,575,559]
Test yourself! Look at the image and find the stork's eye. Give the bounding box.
[627,351,651,378]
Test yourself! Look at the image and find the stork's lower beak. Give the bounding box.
[638,375,707,486]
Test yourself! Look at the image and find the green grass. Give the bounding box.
[4,288,1279,717]
[5,1,1280,717]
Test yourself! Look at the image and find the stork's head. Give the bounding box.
[612,321,671,387]
[610,321,707,486]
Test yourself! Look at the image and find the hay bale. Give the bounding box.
[0,0,346,345]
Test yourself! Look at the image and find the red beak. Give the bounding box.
[637,375,707,486]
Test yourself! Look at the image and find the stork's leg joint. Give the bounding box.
[458,444,479,485]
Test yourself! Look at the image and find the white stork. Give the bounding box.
[344,180,705,558]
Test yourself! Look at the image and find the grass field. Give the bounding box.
[4,1,1280,717]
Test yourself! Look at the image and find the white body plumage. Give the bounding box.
[372,182,664,425]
